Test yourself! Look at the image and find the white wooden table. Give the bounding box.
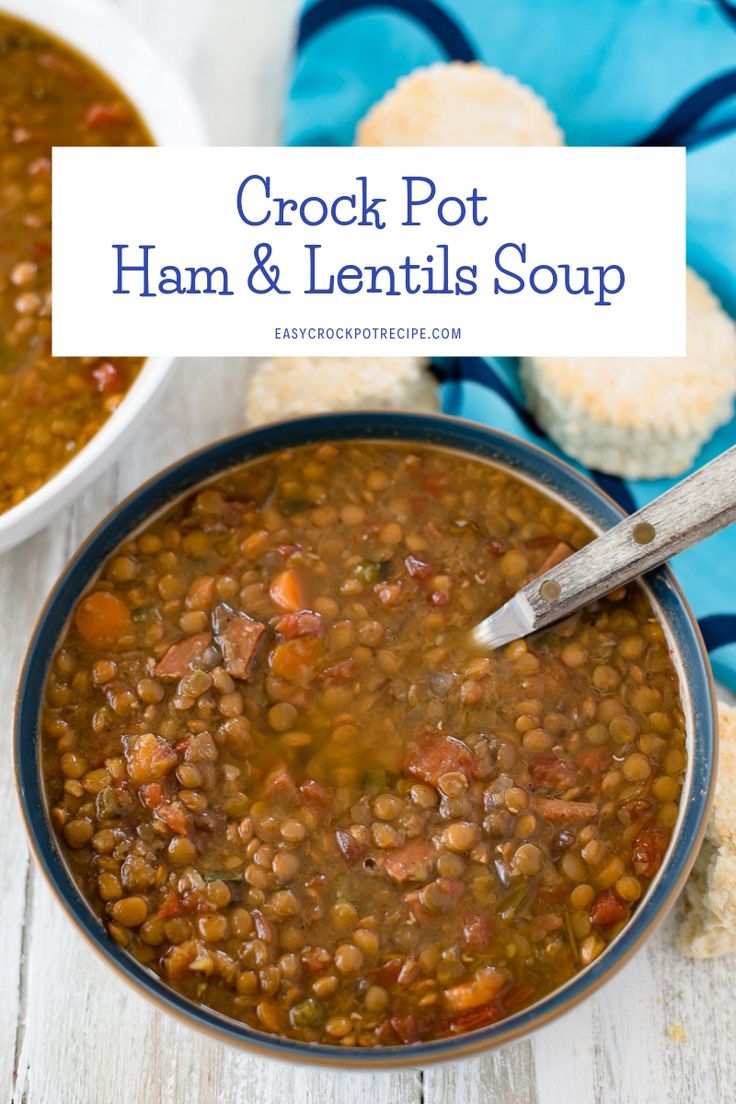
[2,2,735,1101]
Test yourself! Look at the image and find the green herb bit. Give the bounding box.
[289,998,326,1028]
[280,497,314,516]
[498,880,531,919]
[361,768,387,792]
[353,560,391,585]
[202,870,245,883]
[95,787,122,820]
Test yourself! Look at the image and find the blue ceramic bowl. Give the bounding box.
[14,411,716,1067]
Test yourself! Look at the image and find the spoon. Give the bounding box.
[473,444,736,649]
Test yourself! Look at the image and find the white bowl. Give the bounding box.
[0,0,206,553]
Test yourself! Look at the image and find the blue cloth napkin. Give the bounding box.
[285,0,736,688]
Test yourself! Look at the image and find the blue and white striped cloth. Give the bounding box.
[285,0,736,688]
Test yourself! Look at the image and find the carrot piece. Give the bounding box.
[75,590,131,645]
[269,636,322,680]
[532,541,574,580]
[186,575,215,611]
[444,966,507,1013]
[269,568,306,612]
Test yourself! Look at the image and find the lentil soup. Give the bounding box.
[0,13,151,514]
[42,440,686,1047]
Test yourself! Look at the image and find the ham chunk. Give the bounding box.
[632,825,670,878]
[528,755,577,791]
[384,839,435,885]
[212,603,266,680]
[535,797,599,823]
[276,610,324,638]
[590,889,629,927]
[123,733,178,787]
[406,736,478,786]
[444,966,507,1013]
[153,632,211,679]
[155,800,192,837]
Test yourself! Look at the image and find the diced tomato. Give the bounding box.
[462,913,493,953]
[276,610,324,638]
[319,656,357,684]
[75,590,131,646]
[123,733,178,787]
[90,361,124,393]
[447,1002,503,1034]
[155,801,192,836]
[155,888,185,920]
[578,749,612,774]
[85,102,130,129]
[388,1011,423,1037]
[632,824,670,878]
[528,755,578,790]
[406,736,478,786]
[383,839,435,885]
[138,782,165,810]
[590,889,628,927]
[212,603,266,679]
[153,632,212,679]
[404,555,434,579]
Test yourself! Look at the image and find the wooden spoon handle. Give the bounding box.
[520,444,736,632]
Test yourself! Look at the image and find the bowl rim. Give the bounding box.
[0,0,206,549]
[14,410,718,1068]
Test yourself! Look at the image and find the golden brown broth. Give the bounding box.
[0,14,151,513]
[42,441,686,1045]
